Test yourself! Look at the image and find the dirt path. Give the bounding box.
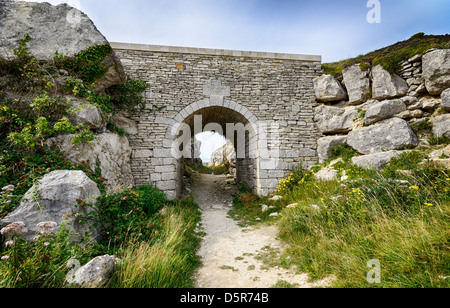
[188,173,332,288]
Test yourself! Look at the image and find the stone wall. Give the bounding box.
[112,43,322,199]
[314,48,450,168]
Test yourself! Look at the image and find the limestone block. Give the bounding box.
[372,65,408,100]
[342,64,371,105]
[347,118,418,155]
[422,49,450,95]
[313,75,347,102]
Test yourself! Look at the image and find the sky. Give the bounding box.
[23,0,450,63]
[21,0,450,161]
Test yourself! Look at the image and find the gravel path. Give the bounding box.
[189,173,332,288]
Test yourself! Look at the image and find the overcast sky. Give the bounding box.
[21,0,450,161]
[24,0,450,63]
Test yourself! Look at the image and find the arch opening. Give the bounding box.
[169,104,261,197]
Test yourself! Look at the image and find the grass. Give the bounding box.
[279,155,450,288]
[229,149,450,288]
[323,33,450,76]
[108,198,202,288]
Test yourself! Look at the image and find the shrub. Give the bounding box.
[81,186,168,247]
[0,220,94,288]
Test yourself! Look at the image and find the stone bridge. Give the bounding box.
[111,42,322,199]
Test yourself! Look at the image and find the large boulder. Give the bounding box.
[342,64,371,105]
[432,114,450,139]
[317,135,347,163]
[347,118,418,155]
[352,151,408,170]
[314,105,359,134]
[422,49,450,95]
[0,1,125,89]
[372,65,408,100]
[0,170,101,242]
[49,133,134,192]
[364,99,406,125]
[313,75,347,102]
[441,88,450,111]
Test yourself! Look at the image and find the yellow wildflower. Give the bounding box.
[409,186,419,190]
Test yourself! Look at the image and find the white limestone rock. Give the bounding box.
[1,170,101,242]
[372,65,408,100]
[364,99,406,125]
[347,118,418,155]
[314,105,359,134]
[50,133,134,192]
[422,49,450,95]
[0,1,126,90]
[313,75,347,102]
[342,64,371,105]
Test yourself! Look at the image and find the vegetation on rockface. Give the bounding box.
[323,33,450,76]
[231,134,450,288]
[1,35,202,288]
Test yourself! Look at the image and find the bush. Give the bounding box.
[82,186,168,247]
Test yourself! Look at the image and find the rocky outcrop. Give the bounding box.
[313,75,347,102]
[422,49,450,95]
[68,97,105,130]
[49,133,134,192]
[0,1,125,90]
[314,105,359,134]
[342,64,371,105]
[364,99,406,125]
[351,151,407,170]
[67,255,119,288]
[432,114,450,139]
[1,171,101,242]
[317,136,347,163]
[371,65,409,100]
[313,47,449,172]
[347,118,418,155]
[111,114,138,135]
[208,140,236,175]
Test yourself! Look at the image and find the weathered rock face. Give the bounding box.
[67,255,119,288]
[1,170,101,242]
[364,99,406,125]
[372,65,409,100]
[347,118,418,155]
[314,105,359,134]
[208,140,236,175]
[422,49,450,95]
[342,64,371,105]
[0,1,125,89]
[313,74,347,102]
[352,151,408,170]
[111,114,138,135]
[50,133,134,192]
[317,135,347,163]
[432,114,450,139]
[68,97,105,130]
[441,88,450,111]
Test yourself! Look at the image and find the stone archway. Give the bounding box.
[156,93,278,199]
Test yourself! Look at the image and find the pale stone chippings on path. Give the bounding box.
[189,173,332,288]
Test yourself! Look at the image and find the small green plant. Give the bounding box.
[0,220,94,288]
[108,76,148,111]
